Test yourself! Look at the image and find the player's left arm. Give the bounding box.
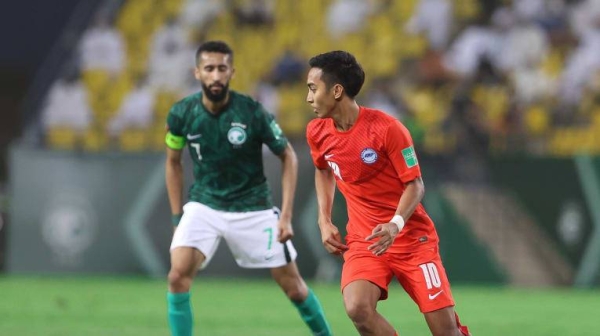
[256,105,295,242]
[276,142,298,243]
[165,105,186,229]
[367,120,424,255]
[393,176,425,226]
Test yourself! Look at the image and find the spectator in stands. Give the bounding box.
[512,0,548,24]
[179,0,224,33]
[442,12,503,79]
[326,0,374,39]
[444,58,499,155]
[405,0,453,51]
[511,64,557,107]
[148,30,195,93]
[150,18,190,65]
[41,68,93,133]
[444,85,492,182]
[493,6,556,105]
[568,0,600,39]
[271,49,306,85]
[252,74,280,118]
[78,13,125,76]
[558,0,600,106]
[107,77,155,137]
[495,7,549,73]
[231,0,275,28]
[362,76,403,120]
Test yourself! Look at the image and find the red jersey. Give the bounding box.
[306,106,438,253]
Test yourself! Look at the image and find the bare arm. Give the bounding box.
[315,168,335,227]
[165,147,184,218]
[315,168,348,254]
[276,143,298,242]
[394,176,425,220]
[366,176,426,256]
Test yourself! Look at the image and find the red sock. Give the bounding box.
[455,312,471,336]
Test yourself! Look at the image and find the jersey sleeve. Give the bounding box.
[257,104,288,155]
[386,120,421,183]
[306,122,328,170]
[165,104,186,150]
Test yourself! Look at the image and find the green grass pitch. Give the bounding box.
[0,276,598,335]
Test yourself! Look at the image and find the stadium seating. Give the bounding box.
[45,127,78,151]
[41,0,600,157]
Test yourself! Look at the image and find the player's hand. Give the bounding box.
[320,222,348,255]
[277,218,294,243]
[365,222,399,256]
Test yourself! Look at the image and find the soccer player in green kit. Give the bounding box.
[164,40,332,336]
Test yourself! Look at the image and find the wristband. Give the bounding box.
[390,215,405,232]
[171,214,183,226]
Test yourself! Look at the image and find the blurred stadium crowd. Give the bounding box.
[37,0,600,156]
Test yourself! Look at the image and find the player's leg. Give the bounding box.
[424,307,471,336]
[271,261,333,336]
[343,280,397,336]
[167,202,224,336]
[168,247,206,292]
[167,247,205,336]
[341,246,397,336]
[225,208,332,335]
[392,247,470,336]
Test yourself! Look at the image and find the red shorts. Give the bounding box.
[341,244,455,313]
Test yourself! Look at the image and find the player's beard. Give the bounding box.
[202,82,229,103]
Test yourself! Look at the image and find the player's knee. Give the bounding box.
[281,282,307,302]
[344,301,373,325]
[167,269,192,291]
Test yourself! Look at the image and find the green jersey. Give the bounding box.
[166,91,288,212]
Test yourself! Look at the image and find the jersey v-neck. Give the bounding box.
[329,106,365,135]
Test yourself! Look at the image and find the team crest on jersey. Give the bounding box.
[227,126,247,145]
[361,148,378,164]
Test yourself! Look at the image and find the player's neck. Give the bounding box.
[202,94,230,115]
[332,101,360,132]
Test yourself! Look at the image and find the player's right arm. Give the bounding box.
[165,103,187,228]
[165,147,184,227]
[315,168,348,255]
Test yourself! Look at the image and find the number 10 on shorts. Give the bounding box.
[419,262,441,289]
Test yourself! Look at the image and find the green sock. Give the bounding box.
[293,288,333,336]
[167,292,192,336]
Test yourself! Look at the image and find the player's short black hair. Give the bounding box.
[195,40,234,65]
[308,50,365,98]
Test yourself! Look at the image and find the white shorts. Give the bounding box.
[170,202,298,270]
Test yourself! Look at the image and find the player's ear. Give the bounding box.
[230,66,236,79]
[193,66,201,80]
[333,83,344,100]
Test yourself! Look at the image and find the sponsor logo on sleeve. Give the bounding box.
[401,146,418,168]
[269,120,283,139]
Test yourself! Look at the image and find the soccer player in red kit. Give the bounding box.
[305,50,470,336]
